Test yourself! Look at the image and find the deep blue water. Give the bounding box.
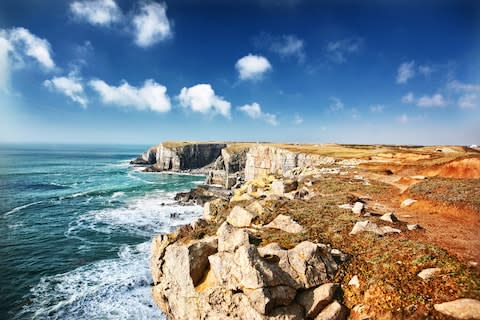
[0,144,205,319]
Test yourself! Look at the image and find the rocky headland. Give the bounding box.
[136,142,480,319]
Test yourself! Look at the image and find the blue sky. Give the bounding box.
[0,0,479,145]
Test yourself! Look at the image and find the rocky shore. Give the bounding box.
[138,142,480,319]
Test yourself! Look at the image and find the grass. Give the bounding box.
[407,177,480,213]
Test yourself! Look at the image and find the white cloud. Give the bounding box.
[44,74,88,107]
[396,61,415,84]
[458,94,478,109]
[0,35,12,91]
[369,104,384,113]
[418,65,434,77]
[448,80,480,109]
[399,114,408,124]
[235,54,272,80]
[401,92,414,103]
[326,37,363,63]
[8,27,55,70]
[70,0,122,26]
[417,93,446,108]
[133,2,171,48]
[329,97,344,111]
[238,102,278,126]
[270,35,305,63]
[293,113,303,125]
[178,84,231,118]
[90,79,171,112]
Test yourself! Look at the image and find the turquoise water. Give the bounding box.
[0,144,205,319]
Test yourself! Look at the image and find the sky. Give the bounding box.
[0,0,479,145]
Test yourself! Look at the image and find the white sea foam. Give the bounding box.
[21,242,165,320]
[111,191,125,199]
[3,201,43,217]
[67,190,202,239]
[127,171,155,184]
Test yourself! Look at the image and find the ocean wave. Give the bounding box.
[3,201,43,217]
[19,242,164,320]
[66,190,202,238]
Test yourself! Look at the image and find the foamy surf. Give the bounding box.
[3,201,43,217]
[20,242,164,320]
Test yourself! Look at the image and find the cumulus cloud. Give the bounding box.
[70,0,122,26]
[401,92,414,103]
[44,74,88,107]
[90,79,171,112]
[178,84,231,118]
[449,80,480,109]
[238,102,278,126]
[369,104,384,113]
[396,61,415,84]
[325,37,363,63]
[417,94,446,108]
[329,97,344,111]
[7,27,55,70]
[458,94,478,109]
[235,54,272,80]
[133,2,172,47]
[0,35,12,91]
[293,113,303,125]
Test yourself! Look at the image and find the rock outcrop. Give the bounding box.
[151,207,347,320]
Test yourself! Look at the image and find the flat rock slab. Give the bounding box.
[379,212,398,223]
[401,198,417,207]
[297,283,339,318]
[434,298,480,319]
[264,214,304,233]
[227,206,256,227]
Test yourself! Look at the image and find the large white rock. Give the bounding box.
[401,198,417,207]
[296,283,339,318]
[264,214,304,234]
[227,206,256,227]
[350,221,400,236]
[379,212,398,223]
[417,267,441,280]
[352,202,364,214]
[217,221,250,253]
[434,298,480,319]
[315,300,347,320]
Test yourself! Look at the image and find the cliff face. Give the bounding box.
[244,145,336,181]
[133,143,227,171]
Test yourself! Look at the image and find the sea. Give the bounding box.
[0,144,205,319]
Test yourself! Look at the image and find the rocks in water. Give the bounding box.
[348,275,360,289]
[401,198,417,207]
[379,212,398,223]
[264,214,304,234]
[407,224,421,231]
[434,298,480,319]
[315,301,347,320]
[352,202,364,214]
[296,283,339,318]
[417,267,441,280]
[350,221,401,236]
[227,206,257,228]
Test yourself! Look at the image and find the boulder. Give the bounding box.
[350,221,383,236]
[227,206,257,227]
[417,267,441,280]
[245,286,297,314]
[217,221,250,253]
[247,201,266,216]
[264,214,304,234]
[315,301,347,320]
[434,298,480,319]
[272,180,286,196]
[381,226,401,234]
[352,202,364,214]
[296,283,340,318]
[379,212,398,223]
